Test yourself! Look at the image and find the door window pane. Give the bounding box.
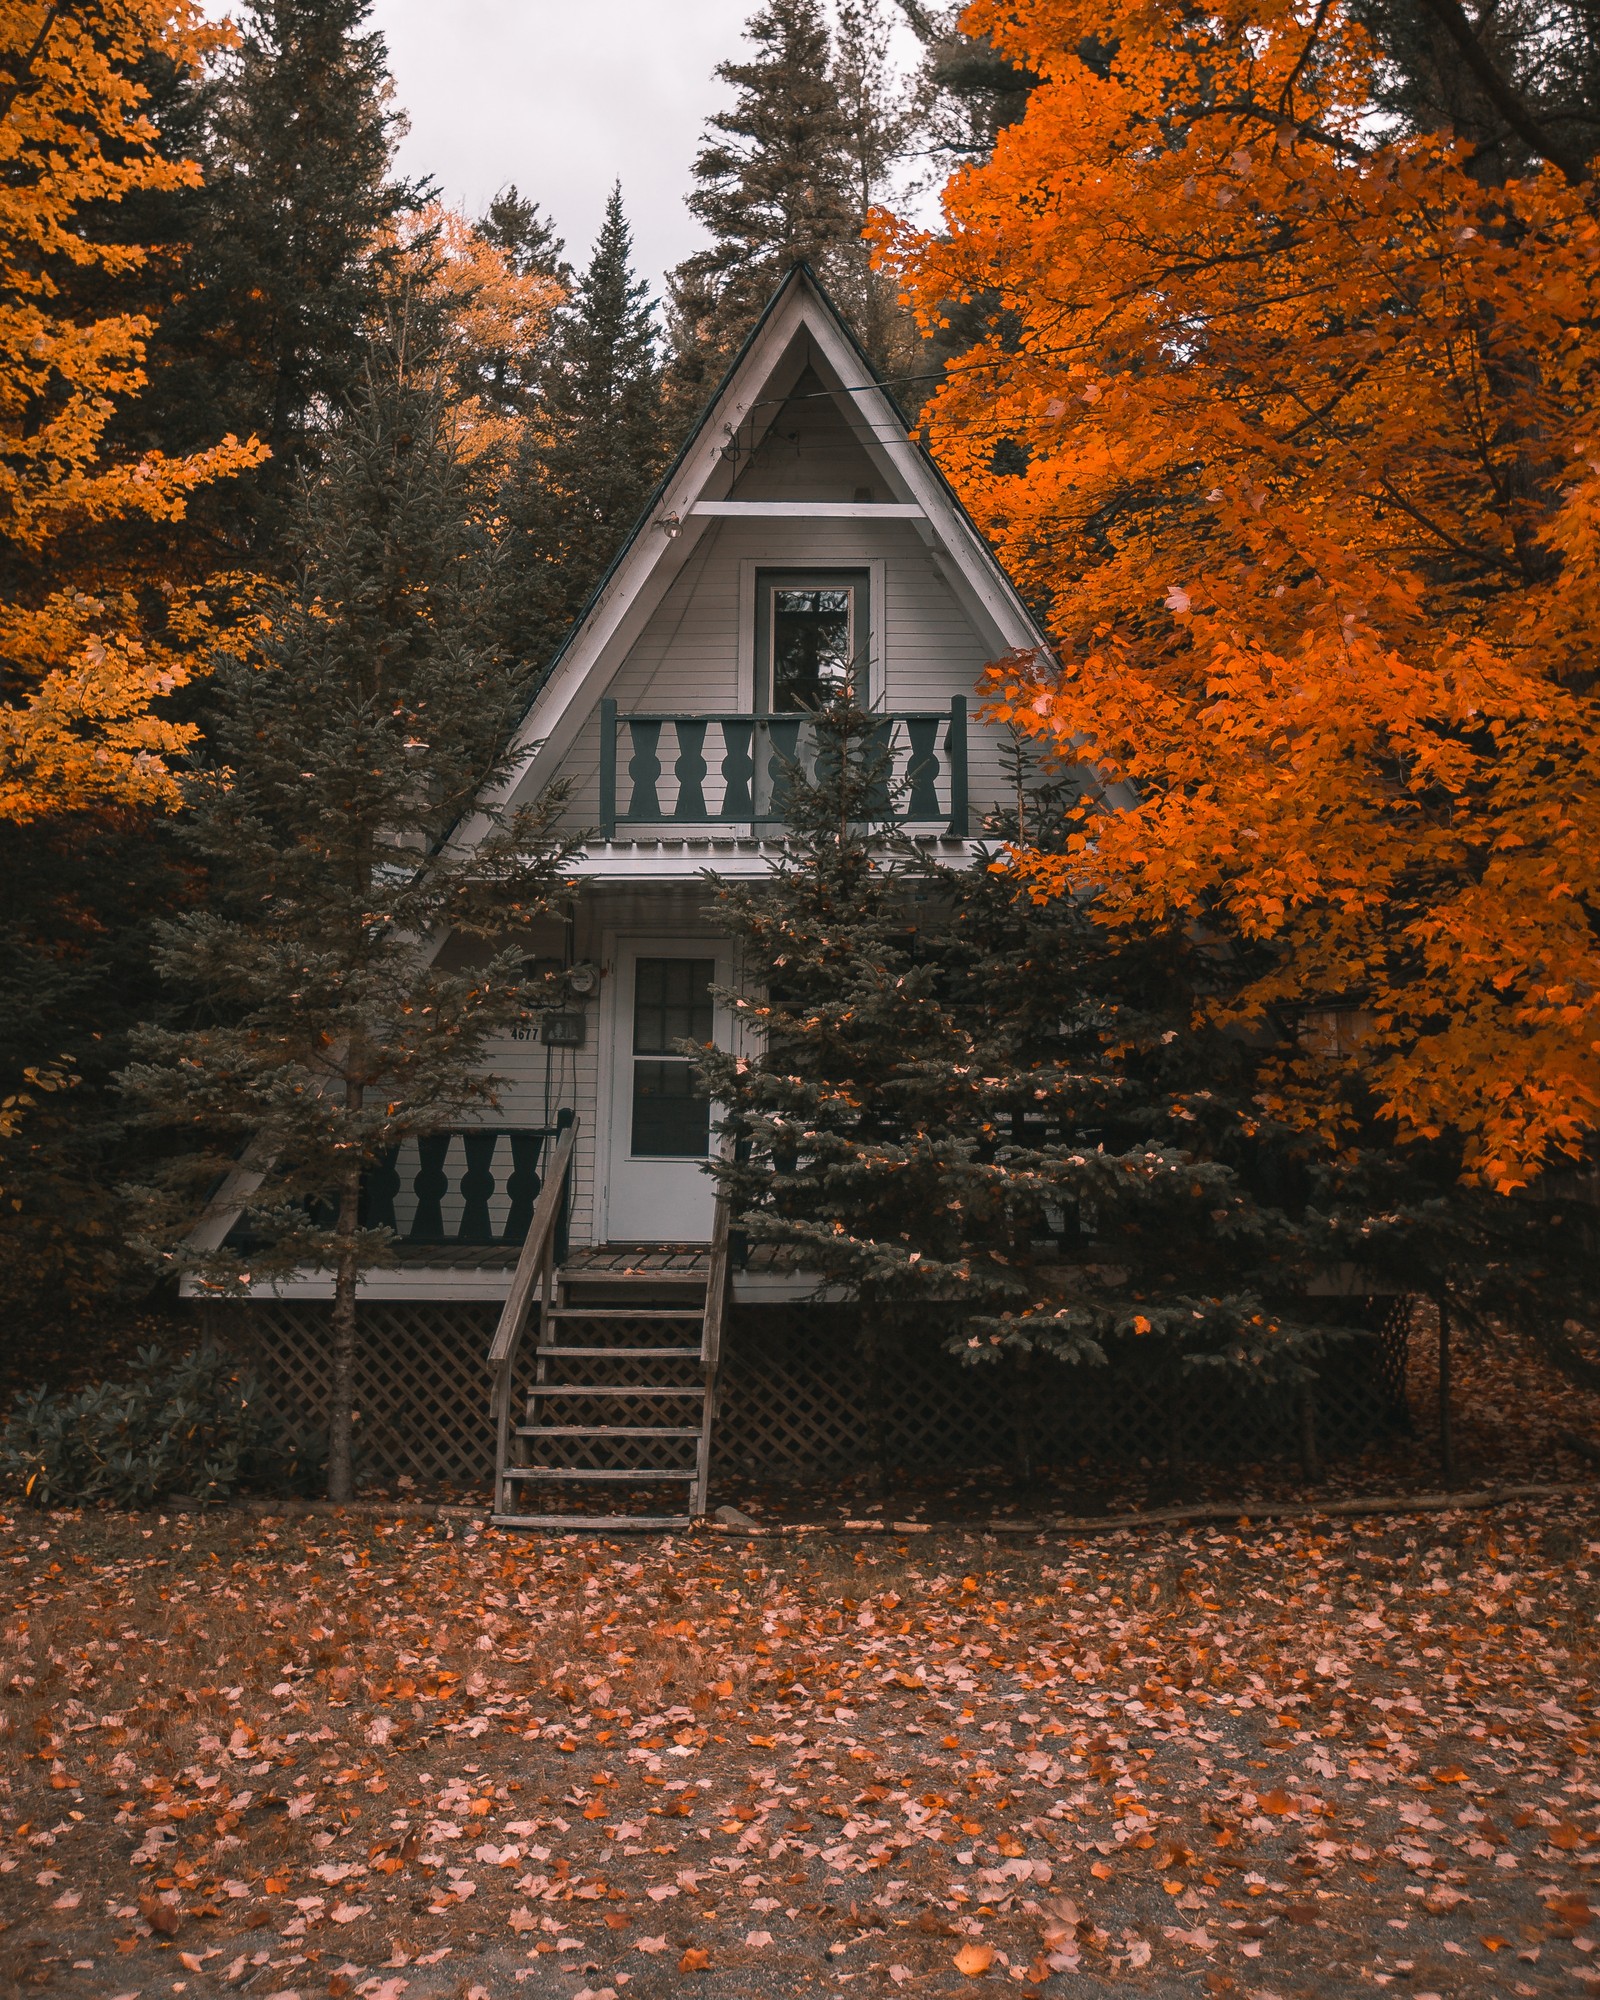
[632,957,714,1053]
[771,586,854,710]
[630,957,714,1158]
[631,1060,712,1158]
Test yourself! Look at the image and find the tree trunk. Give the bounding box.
[1012,1349,1036,1491]
[1298,1380,1321,1483]
[1166,1356,1186,1493]
[1436,1295,1455,1486]
[860,1311,888,1507]
[326,1160,364,1503]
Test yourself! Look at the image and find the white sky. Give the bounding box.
[367,1,925,296]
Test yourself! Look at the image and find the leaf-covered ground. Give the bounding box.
[3,1496,1598,1999]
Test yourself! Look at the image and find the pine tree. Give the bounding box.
[830,0,918,372]
[465,187,570,424]
[121,315,584,1502]
[145,0,423,554]
[500,186,666,670]
[698,701,1345,1495]
[895,1,1040,164]
[1350,0,1600,185]
[478,185,570,286]
[891,2,1043,399]
[0,811,184,1330]
[666,0,856,421]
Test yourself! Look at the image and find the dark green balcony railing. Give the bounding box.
[359,1115,572,1248]
[598,697,968,840]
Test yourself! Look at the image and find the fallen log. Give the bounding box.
[984,1479,1596,1537]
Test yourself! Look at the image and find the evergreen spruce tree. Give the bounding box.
[145,0,423,555]
[892,3,1043,403]
[500,186,666,669]
[895,2,1041,164]
[666,0,856,422]
[699,701,1345,1496]
[467,188,571,424]
[122,316,583,1502]
[1310,1124,1600,1478]
[1349,0,1600,185]
[478,185,570,286]
[830,0,918,373]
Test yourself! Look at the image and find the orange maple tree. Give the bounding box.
[377,201,565,465]
[0,0,265,823]
[887,0,1600,1189]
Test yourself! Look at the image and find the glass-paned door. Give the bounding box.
[629,957,714,1158]
[603,940,731,1244]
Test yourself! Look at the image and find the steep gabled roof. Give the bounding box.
[467,264,1047,828]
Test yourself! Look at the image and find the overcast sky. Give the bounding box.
[366,0,917,297]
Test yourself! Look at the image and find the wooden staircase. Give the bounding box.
[488,1120,730,1530]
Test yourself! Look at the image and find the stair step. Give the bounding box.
[528,1385,704,1398]
[557,1269,707,1286]
[505,1465,698,1481]
[493,1514,693,1530]
[544,1307,703,1322]
[516,1425,700,1439]
[537,1345,703,1359]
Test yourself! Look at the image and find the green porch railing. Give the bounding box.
[360,1115,573,1249]
[598,697,968,840]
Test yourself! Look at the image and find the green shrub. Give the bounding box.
[0,1342,322,1508]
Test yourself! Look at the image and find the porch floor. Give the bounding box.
[227,1241,821,1302]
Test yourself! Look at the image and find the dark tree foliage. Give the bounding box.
[830,1,920,373]
[122,312,583,1502]
[467,187,572,423]
[500,186,666,673]
[666,0,857,421]
[698,698,1351,1488]
[0,814,189,1328]
[1313,1124,1600,1437]
[478,185,571,285]
[1353,0,1600,183]
[891,4,1044,404]
[0,41,234,1345]
[895,0,1042,162]
[143,0,424,556]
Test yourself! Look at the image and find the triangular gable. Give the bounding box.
[470,265,1048,827]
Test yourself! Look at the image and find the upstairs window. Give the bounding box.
[757,568,870,711]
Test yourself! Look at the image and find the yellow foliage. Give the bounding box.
[379,202,565,466]
[0,0,267,822]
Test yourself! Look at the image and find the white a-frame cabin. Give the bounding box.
[221,268,1051,1525]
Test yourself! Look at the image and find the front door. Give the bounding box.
[602,939,732,1244]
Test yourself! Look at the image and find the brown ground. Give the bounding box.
[3,1479,1599,2000]
[3,1317,1599,1999]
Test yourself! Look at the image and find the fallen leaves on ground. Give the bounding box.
[0,1492,1597,1996]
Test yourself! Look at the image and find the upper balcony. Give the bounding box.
[597,696,969,841]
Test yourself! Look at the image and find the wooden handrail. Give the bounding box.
[489,1117,577,1366]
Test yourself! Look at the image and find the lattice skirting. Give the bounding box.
[202,1297,1412,1496]
[201,1299,502,1491]
[711,1300,1411,1479]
